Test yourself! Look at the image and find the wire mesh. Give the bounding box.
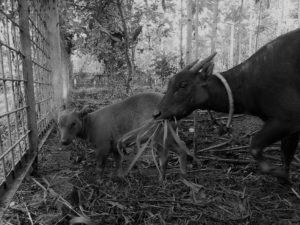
[0,0,29,186]
[0,0,54,187]
[28,1,52,137]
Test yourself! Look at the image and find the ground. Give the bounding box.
[3,88,300,225]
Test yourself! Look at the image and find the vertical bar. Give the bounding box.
[10,0,23,161]
[32,4,40,134]
[0,41,13,176]
[5,0,19,166]
[0,135,6,180]
[19,0,39,171]
[0,124,7,179]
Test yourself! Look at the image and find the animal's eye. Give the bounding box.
[71,122,76,127]
[179,81,187,88]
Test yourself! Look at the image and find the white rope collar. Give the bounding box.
[213,72,234,128]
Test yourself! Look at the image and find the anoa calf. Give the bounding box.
[154,28,300,184]
[58,92,187,179]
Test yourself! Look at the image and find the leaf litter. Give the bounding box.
[3,89,300,225]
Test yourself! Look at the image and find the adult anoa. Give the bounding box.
[154,28,300,184]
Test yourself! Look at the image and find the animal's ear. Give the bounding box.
[201,62,214,80]
[78,105,89,118]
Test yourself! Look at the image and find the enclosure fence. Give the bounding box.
[0,0,68,215]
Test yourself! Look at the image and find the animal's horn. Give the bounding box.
[60,104,66,110]
[190,52,217,73]
[182,59,199,71]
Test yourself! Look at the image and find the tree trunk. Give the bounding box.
[255,1,262,51]
[236,0,244,64]
[131,44,136,88]
[194,0,200,59]
[186,0,193,64]
[211,0,219,54]
[229,23,235,68]
[298,0,300,27]
[117,0,133,94]
[179,0,184,68]
[248,1,254,57]
[276,0,285,36]
[193,0,200,154]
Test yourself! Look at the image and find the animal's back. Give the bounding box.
[88,93,163,144]
[119,92,163,125]
[113,93,163,136]
[226,29,300,120]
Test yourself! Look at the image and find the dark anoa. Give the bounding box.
[154,28,300,184]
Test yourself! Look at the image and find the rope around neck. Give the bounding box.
[213,72,234,128]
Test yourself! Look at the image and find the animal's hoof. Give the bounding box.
[159,178,168,187]
[258,161,272,173]
[117,172,124,178]
[159,174,166,182]
[277,177,291,186]
[250,148,261,159]
[114,169,124,178]
[95,168,105,184]
[271,168,291,186]
[96,167,104,177]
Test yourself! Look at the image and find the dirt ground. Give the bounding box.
[3,89,300,225]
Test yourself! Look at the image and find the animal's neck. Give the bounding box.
[78,115,89,140]
[205,66,247,114]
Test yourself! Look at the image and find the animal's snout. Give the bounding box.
[61,139,70,145]
[153,110,161,119]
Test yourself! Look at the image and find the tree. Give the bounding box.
[255,1,263,50]
[236,0,244,64]
[211,0,219,54]
[276,0,285,36]
[298,0,300,26]
[193,0,200,152]
[179,0,184,68]
[248,1,255,57]
[59,0,299,95]
[194,0,200,59]
[116,0,134,93]
[229,22,235,68]
[186,0,193,64]
[151,53,177,86]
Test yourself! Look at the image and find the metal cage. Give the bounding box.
[0,0,68,215]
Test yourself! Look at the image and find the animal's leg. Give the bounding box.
[250,120,291,182]
[275,133,299,184]
[95,142,111,178]
[157,145,169,181]
[112,148,123,177]
[95,152,107,178]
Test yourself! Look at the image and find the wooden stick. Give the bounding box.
[197,139,232,152]
[290,187,300,200]
[24,203,34,225]
[195,155,253,164]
